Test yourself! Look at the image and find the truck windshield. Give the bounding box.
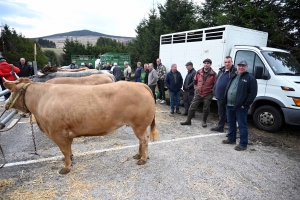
[261,51,300,75]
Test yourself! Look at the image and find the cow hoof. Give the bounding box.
[59,168,71,174]
[137,159,146,165]
[133,154,141,159]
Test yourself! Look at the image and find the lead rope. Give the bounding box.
[29,114,38,155]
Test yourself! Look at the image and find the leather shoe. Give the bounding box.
[170,110,174,114]
[176,109,181,114]
[180,121,191,125]
[210,127,224,132]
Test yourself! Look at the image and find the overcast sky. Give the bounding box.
[1,0,203,38]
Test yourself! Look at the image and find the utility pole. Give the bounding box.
[0,26,4,52]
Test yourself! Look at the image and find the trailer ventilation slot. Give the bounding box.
[161,35,172,45]
[205,27,225,40]
[187,31,203,42]
[205,27,226,33]
[173,33,186,44]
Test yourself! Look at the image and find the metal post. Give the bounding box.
[33,61,38,75]
[0,89,10,97]
[0,26,4,52]
[0,110,18,129]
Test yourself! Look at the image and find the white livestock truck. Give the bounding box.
[159,25,300,132]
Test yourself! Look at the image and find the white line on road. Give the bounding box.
[3,133,225,168]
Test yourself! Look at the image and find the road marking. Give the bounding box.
[3,133,225,168]
[8,119,19,128]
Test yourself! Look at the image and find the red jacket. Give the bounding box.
[194,68,217,98]
[0,61,21,82]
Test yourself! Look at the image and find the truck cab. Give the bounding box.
[231,46,300,132]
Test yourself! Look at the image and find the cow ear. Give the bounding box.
[3,81,17,92]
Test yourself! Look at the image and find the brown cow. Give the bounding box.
[4,78,159,174]
[45,74,115,84]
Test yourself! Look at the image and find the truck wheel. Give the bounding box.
[253,105,283,132]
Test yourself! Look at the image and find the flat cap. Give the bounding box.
[237,60,248,65]
[185,61,193,66]
[203,58,212,64]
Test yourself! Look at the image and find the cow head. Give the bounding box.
[3,78,32,112]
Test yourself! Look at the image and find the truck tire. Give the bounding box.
[253,105,283,132]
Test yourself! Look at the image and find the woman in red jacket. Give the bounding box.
[0,57,20,100]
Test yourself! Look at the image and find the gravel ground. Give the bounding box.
[0,100,299,200]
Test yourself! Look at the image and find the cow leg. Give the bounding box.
[51,134,73,174]
[133,145,142,160]
[134,130,148,165]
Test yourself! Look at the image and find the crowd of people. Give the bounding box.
[0,57,34,100]
[125,57,257,152]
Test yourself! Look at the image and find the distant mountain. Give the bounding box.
[35,30,135,39]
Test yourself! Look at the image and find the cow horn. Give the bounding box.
[3,77,19,83]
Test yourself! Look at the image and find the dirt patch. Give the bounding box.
[248,124,300,150]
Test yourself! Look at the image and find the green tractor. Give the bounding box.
[99,52,131,74]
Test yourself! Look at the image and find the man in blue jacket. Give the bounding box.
[211,56,236,132]
[134,62,142,82]
[165,64,183,114]
[222,60,257,151]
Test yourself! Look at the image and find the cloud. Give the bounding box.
[1,0,204,38]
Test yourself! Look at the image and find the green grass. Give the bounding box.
[42,48,63,54]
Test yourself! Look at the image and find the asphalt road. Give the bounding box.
[0,100,299,200]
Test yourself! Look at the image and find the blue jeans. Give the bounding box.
[169,91,180,111]
[226,105,249,147]
[135,77,141,82]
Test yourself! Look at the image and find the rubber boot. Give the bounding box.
[202,112,209,127]
[180,110,195,125]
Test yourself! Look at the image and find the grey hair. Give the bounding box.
[137,62,141,65]
[124,61,128,65]
[20,58,25,61]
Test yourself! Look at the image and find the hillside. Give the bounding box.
[36,30,135,39]
[34,30,135,48]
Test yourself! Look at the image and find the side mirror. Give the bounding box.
[254,66,263,79]
[254,66,269,80]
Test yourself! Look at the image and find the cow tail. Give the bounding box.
[150,116,160,141]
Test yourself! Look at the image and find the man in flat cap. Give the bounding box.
[182,61,196,115]
[181,58,217,127]
[222,60,257,151]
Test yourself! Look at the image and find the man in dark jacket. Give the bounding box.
[211,56,236,132]
[222,60,257,151]
[182,61,196,115]
[16,58,32,77]
[134,62,143,82]
[112,63,122,81]
[165,64,183,114]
